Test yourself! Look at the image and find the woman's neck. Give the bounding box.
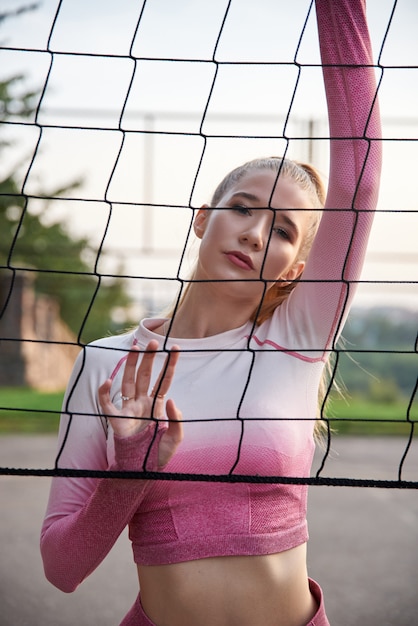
[164,284,256,339]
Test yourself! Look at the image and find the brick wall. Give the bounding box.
[0,271,80,391]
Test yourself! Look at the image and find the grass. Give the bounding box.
[0,388,415,436]
[324,395,416,436]
[0,388,64,434]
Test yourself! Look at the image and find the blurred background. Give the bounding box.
[0,0,416,429]
[0,2,417,625]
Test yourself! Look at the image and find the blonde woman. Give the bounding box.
[41,1,381,624]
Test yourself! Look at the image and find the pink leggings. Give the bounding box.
[307,579,330,626]
[120,578,329,626]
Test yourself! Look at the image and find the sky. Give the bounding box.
[1,0,417,313]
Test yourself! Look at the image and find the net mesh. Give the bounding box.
[0,0,417,487]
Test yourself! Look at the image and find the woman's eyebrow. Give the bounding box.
[275,212,300,239]
[228,191,260,203]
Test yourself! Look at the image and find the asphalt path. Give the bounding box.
[0,435,417,626]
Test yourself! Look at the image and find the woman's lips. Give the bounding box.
[225,251,254,270]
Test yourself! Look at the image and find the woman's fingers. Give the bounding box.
[150,345,180,400]
[120,343,150,403]
[129,340,158,400]
[165,398,183,442]
[98,378,115,416]
[100,341,181,442]
[114,341,181,408]
[158,399,183,467]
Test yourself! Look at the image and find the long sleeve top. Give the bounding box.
[41,0,381,594]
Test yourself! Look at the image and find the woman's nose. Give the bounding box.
[239,218,269,249]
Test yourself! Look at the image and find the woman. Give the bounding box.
[40,1,381,625]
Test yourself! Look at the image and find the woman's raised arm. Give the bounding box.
[288,0,382,352]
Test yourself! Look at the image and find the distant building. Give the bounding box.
[0,272,80,391]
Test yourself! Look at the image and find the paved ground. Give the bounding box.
[0,435,417,626]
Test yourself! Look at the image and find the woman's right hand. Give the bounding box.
[98,340,183,467]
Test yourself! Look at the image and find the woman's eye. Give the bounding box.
[231,205,251,215]
[273,226,290,240]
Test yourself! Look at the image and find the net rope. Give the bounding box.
[0,0,416,487]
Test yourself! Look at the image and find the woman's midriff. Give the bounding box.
[137,543,317,626]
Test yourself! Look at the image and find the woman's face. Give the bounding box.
[193,170,313,304]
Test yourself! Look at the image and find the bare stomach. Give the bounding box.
[137,543,317,626]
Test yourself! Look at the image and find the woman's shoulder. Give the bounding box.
[84,328,136,358]
[63,328,139,407]
[69,328,138,379]
[86,328,138,352]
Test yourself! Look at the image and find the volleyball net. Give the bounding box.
[0,0,417,487]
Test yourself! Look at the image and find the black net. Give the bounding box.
[0,0,416,487]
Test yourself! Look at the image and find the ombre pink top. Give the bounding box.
[41,0,381,593]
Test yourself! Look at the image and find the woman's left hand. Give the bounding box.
[98,340,183,467]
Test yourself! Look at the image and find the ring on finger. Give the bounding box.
[121,394,133,401]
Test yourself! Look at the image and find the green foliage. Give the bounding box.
[0,74,38,119]
[0,74,133,343]
[368,378,402,405]
[334,307,417,402]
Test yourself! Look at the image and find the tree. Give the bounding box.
[0,74,133,344]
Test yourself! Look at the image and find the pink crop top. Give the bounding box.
[41,0,381,593]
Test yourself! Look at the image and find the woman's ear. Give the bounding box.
[281,260,305,285]
[193,205,209,239]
